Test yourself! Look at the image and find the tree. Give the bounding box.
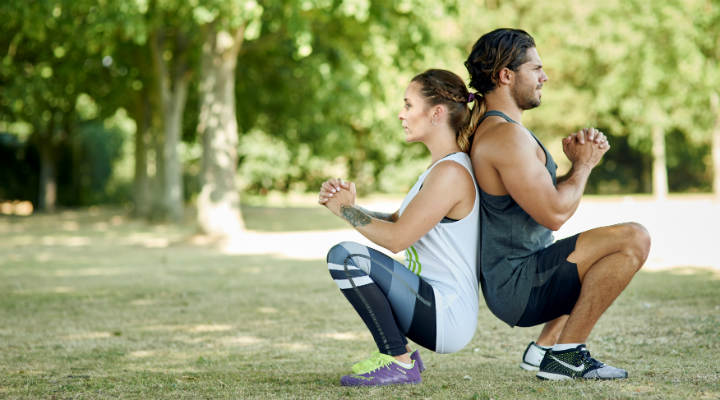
[194,1,263,237]
[233,1,460,195]
[693,0,720,200]
[587,0,703,199]
[147,1,197,221]
[103,0,201,221]
[0,0,113,211]
[97,38,160,218]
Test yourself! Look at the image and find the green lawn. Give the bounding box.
[0,207,718,399]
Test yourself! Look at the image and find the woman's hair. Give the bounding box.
[411,69,484,152]
[464,28,536,95]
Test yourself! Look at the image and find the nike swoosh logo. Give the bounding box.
[549,355,585,373]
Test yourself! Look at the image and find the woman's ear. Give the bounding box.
[431,104,446,125]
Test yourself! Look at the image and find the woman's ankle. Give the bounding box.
[394,353,412,364]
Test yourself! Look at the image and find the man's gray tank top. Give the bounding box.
[477,110,557,327]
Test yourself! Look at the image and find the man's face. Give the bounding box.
[510,47,548,110]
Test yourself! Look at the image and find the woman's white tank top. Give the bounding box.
[397,152,479,353]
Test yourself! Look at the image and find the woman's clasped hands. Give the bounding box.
[318,178,356,217]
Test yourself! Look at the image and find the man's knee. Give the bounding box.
[617,222,651,269]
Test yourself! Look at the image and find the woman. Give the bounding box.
[318,69,484,386]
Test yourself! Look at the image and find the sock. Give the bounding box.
[535,343,552,350]
[524,343,547,365]
[552,343,582,352]
[393,359,414,369]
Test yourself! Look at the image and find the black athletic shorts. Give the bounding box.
[515,234,581,327]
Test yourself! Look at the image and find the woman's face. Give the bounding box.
[398,81,432,143]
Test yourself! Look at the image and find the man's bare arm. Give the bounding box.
[491,125,607,231]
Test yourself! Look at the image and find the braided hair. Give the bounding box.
[411,69,484,152]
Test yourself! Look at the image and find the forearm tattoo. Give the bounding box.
[356,206,393,222]
[341,206,372,227]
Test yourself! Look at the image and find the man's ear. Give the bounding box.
[498,67,514,86]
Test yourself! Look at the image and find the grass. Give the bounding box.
[242,205,347,232]
[0,206,718,399]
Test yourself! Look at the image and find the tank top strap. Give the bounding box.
[479,110,555,174]
[478,110,518,125]
[480,110,542,143]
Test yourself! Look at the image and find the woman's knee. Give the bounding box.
[326,241,371,271]
[327,242,350,265]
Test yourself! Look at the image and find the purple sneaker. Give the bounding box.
[411,350,425,373]
[341,354,421,386]
[352,350,426,374]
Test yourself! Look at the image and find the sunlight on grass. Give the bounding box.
[64,332,113,340]
[131,235,171,248]
[128,350,156,358]
[275,342,312,352]
[668,267,720,280]
[61,220,80,231]
[53,267,127,277]
[52,286,75,293]
[188,324,233,333]
[217,336,264,346]
[140,324,234,333]
[316,332,370,341]
[33,252,52,262]
[130,299,155,306]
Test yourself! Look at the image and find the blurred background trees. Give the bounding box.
[1,0,719,232]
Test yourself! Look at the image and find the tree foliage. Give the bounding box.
[2,0,720,216]
[0,0,117,210]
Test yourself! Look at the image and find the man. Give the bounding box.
[465,28,651,380]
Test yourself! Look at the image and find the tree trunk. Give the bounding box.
[197,26,245,237]
[150,114,165,220]
[162,78,188,222]
[133,94,152,217]
[711,92,720,201]
[37,141,57,212]
[652,124,668,200]
[150,30,190,222]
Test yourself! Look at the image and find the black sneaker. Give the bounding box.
[520,341,546,371]
[536,344,628,380]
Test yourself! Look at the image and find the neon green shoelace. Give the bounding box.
[350,351,396,374]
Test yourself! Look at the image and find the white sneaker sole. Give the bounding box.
[520,362,539,371]
[536,371,573,381]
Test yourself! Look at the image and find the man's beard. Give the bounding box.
[512,83,541,110]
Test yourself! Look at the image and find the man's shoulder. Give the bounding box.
[474,119,535,156]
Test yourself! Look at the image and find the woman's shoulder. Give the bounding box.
[425,157,474,191]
